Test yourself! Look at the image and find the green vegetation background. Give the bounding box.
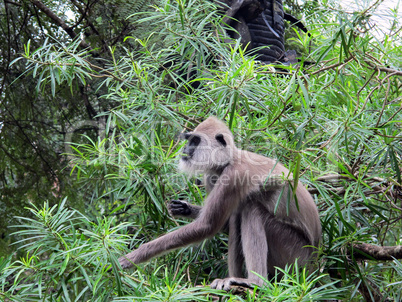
[0,0,401,300]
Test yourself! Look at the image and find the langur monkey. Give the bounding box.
[118,117,321,290]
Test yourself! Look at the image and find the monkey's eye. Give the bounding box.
[182,132,193,140]
[188,135,200,147]
[182,133,200,146]
[215,134,227,147]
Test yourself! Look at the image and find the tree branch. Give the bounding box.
[29,0,90,49]
[4,0,22,6]
[352,243,402,261]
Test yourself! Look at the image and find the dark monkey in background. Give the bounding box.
[118,117,321,290]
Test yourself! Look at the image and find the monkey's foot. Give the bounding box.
[210,277,255,291]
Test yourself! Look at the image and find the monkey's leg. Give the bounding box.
[168,200,201,220]
[265,218,313,276]
[228,213,244,277]
[241,206,268,286]
[211,206,267,290]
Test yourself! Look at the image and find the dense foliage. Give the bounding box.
[1,0,401,300]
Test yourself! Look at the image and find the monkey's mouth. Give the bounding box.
[181,154,191,161]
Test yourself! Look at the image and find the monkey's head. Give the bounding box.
[178,117,236,174]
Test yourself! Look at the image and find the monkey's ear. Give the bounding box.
[215,134,227,146]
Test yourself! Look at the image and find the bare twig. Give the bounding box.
[311,56,353,75]
[29,0,90,49]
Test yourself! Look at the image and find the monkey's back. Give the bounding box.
[232,149,321,247]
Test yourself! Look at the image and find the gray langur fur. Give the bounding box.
[117,117,321,290]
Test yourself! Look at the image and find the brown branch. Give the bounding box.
[29,0,90,49]
[69,0,110,53]
[314,174,350,182]
[311,56,353,75]
[4,0,22,6]
[352,243,402,261]
[364,59,402,77]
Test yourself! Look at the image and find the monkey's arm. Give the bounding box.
[168,200,201,220]
[168,200,231,233]
[118,175,241,269]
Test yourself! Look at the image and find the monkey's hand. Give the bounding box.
[117,249,141,269]
[210,277,258,291]
[118,255,134,269]
[168,200,201,220]
[168,200,192,217]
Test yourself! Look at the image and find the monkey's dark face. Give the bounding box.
[181,133,201,160]
[179,130,233,175]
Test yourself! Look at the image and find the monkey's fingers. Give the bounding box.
[168,199,188,206]
[118,255,135,269]
[168,200,192,216]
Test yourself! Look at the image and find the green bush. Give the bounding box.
[1,0,401,300]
